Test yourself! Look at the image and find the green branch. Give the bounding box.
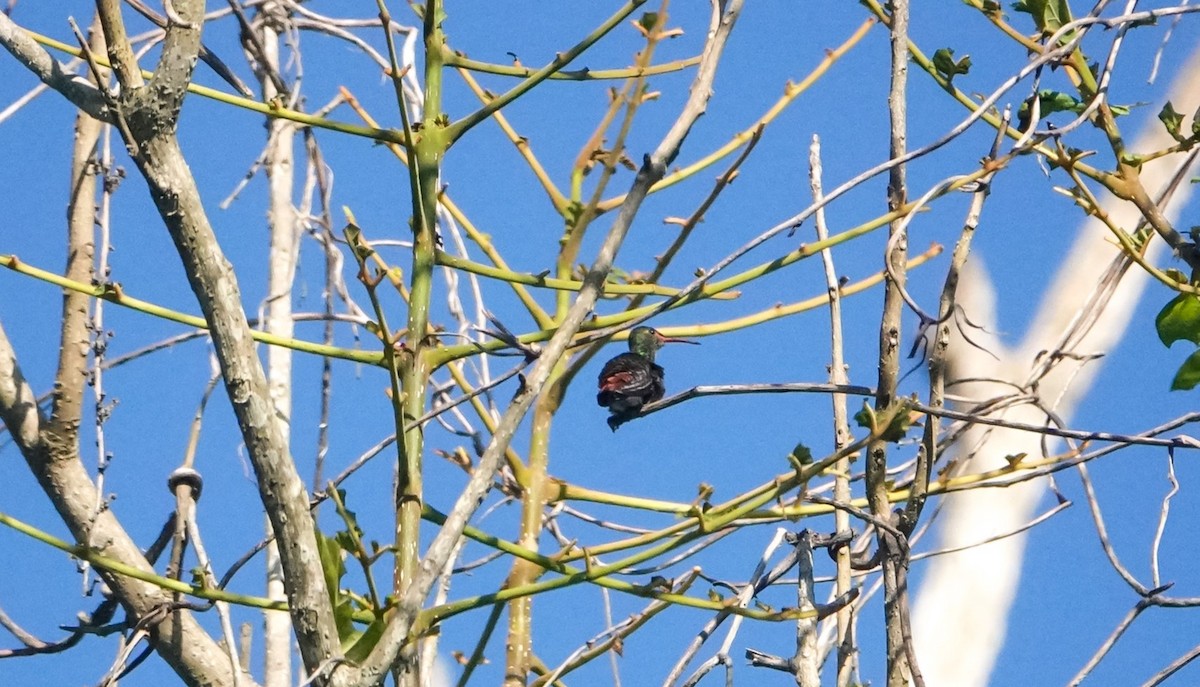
[26,29,405,145]
[1,254,381,365]
[417,429,884,629]
[433,249,738,299]
[431,185,967,366]
[444,0,647,144]
[0,510,287,612]
[445,50,699,81]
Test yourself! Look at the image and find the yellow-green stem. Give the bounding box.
[0,254,381,365]
[0,510,287,611]
[445,50,700,81]
[419,437,868,629]
[28,30,405,145]
[390,1,446,680]
[504,396,556,685]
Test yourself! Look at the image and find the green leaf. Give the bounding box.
[335,530,359,554]
[853,403,912,442]
[1171,349,1200,390]
[880,412,913,443]
[789,443,813,466]
[1020,91,1073,129]
[853,404,873,430]
[334,598,359,646]
[332,492,365,553]
[933,48,972,81]
[1159,101,1185,140]
[1036,90,1084,115]
[1108,102,1135,118]
[1119,152,1144,169]
[1156,294,1200,347]
[1019,90,1137,125]
[1012,0,1072,32]
[1038,0,1072,31]
[345,617,387,663]
[637,12,660,33]
[1165,268,1189,284]
[315,527,347,608]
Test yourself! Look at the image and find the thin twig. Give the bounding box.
[1067,602,1148,687]
[664,527,790,687]
[1150,450,1179,589]
[1138,641,1200,687]
[1076,463,1150,595]
[809,131,858,687]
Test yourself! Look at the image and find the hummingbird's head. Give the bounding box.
[628,326,698,359]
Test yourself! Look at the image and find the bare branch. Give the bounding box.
[0,13,110,119]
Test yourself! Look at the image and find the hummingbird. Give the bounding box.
[597,326,698,431]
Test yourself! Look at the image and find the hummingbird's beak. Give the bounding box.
[657,334,699,345]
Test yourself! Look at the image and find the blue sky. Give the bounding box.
[3,2,1200,686]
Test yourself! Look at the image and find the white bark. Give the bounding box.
[258,11,299,687]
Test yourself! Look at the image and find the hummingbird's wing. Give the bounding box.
[645,362,666,404]
[597,354,665,408]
